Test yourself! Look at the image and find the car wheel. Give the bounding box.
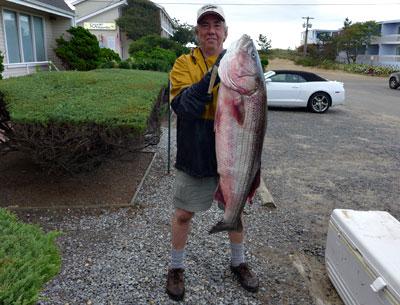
[308,92,331,113]
[389,77,399,89]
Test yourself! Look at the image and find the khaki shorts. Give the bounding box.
[173,170,218,212]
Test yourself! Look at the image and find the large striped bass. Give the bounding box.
[209,34,267,234]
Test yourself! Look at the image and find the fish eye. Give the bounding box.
[251,52,256,58]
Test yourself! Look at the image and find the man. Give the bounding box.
[167,4,259,301]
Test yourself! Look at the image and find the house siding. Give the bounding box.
[357,20,400,68]
[0,0,73,77]
[75,0,121,20]
[76,8,123,56]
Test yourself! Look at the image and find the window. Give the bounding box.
[3,10,20,63]
[3,10,46,63]
[270,74,287,82]
[396,47,400,56]
[270,73,306,83]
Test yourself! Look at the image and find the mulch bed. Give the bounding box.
[0,151,153,209]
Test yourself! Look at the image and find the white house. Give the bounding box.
[72,0,175,60]
[300,29,339,46]
[0,0,75,78]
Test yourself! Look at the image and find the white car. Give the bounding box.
[264,70,345,113]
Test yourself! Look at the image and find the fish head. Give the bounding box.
[218,34,264,96]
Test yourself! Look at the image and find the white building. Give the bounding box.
[300,29,339,46]
[72,0,175,60]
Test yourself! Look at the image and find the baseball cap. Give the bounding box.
[197,4,225,23]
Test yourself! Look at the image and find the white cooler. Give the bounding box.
[325,209,400,305]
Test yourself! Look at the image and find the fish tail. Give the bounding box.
[208,218,243,234]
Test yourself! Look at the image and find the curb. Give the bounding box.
[130,152,157,205]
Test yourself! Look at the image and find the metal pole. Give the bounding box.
[167,83,171,174]
[302,16,314,56]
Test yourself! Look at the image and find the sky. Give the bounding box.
[150,0,400,49]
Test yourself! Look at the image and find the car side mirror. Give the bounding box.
[265,78,272,83]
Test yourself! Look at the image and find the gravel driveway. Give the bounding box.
[22,61,400,305]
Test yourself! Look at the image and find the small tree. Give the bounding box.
[257,34,272,54]
[334,19,380,63]
[171,18,196,46]
[116,0,160,41]
[55,26,101,70]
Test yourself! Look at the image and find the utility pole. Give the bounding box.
[302,16,314,56]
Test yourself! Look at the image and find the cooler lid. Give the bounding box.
[331,209,400,297]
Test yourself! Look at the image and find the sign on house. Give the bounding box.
[84,22,116,30]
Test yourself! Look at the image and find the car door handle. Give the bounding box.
[292,86,299,89]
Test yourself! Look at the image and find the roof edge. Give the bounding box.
[6,0,75,17]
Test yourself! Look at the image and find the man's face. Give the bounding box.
[196,14,227,55]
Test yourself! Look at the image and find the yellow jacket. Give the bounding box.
[169,47,219,120]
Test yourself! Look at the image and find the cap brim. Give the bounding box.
[197,12,225,23]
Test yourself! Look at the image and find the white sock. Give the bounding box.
[230,242,245,267]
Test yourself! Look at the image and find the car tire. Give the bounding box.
[307,92,331,113]
[389,77,399,89]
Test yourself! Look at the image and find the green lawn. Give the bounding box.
[0,208,61,305]
[0,69,168,132]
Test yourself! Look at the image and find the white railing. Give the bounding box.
[371,34,400,44]
[357,55,400,66]
[3,61,59,78]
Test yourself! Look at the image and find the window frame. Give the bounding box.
[2,8,47,64]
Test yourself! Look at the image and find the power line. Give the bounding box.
[77,0,400,4]
[78,0,400,3]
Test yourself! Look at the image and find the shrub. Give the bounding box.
[55,26,101,71]
[99,60,119,69]
[129,34,188,58]
[119,60,132,69]
[131,48,176,72]
[0,70,168,173]
[99,47,121,63]
[0,208,61,305]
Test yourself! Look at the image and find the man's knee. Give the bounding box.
[174,208,194,225]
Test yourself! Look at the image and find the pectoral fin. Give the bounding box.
[231,96,245,125]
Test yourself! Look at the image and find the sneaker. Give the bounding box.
[230,263,259,292]
[166,268,185,301]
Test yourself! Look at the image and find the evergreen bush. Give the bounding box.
[55,26,101,71]
[131,48,176,72]
[99,47,121,63]
[0,208,61,305]
[129,34,188,58]
[119,60,132,69]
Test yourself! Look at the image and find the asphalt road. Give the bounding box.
[317,70,400,119]
[260,59,400,305]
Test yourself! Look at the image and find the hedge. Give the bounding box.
[0,69,168,173]
[0,69,167,130]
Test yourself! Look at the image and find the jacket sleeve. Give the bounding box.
[170,56,213,119]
